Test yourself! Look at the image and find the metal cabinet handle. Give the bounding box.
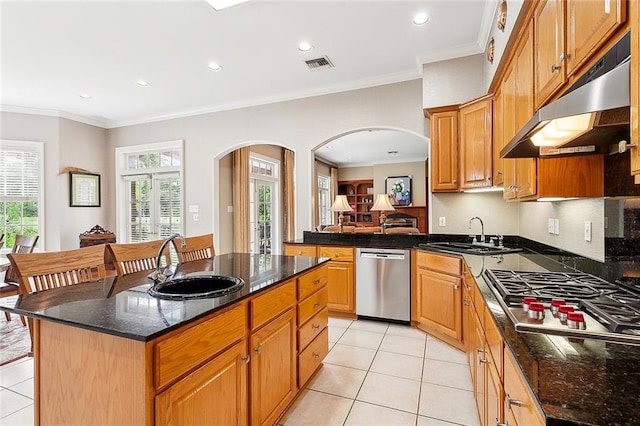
[453,284,460,290]
[313,279,321,285]
[465,284,473,291]
[313,301,320,308]
[242,355,250,364]
[254,346,262,355]
[313,352,321,359]
[297,250,303,255]
[507,395,523,408]
[312,323,321,330]
[476,348,485,355]
[479,358,490,364]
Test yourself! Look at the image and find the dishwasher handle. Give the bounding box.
[359,252,406,260]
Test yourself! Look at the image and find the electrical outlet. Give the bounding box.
[438,216,446,227]
[585,221,592,242]
[192,213,199,222]
[548,218,555,234]
[554,218,560,235]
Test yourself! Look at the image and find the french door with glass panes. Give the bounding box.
[250,179,276,254]
[125,172,182,242]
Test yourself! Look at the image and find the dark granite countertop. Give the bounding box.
[0,253,329,342]
[418,247,640,426]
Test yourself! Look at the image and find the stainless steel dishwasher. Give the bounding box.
[355,248,410,322]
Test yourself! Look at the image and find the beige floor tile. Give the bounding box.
[338,329,384,350]
[418,383,480,426]
[356,372,421,414]
[422,359,473,391]
[345,400,417,425]
[0,403,34,425]
[416,415,459,425]
[379,334,426,357]
[279,389,353,426]
[8,378,33,400]
[425,338,467,364]
[0,389,32,420]
[369,351,423,381]
[0,359,34,388]
[329,325,348,343]
[348,319,389,334]
[324,343,377,371]
[308,363,367,399]
[328,317,354,328]
[386,323,427,340]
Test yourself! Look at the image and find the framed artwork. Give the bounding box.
[385,176,412,206]
[69,172,101,207]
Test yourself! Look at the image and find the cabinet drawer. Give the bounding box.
[504,348,545,426]
[298,307,328,351]
[155,304,247,389]
[298,265,328,300]
[298,327,329,387]
[318,246,354,262]
[298,287,328,325]
[284,244,317,257]
[251,279,296,330]
[484,306,503,375]
[416,251,462,275]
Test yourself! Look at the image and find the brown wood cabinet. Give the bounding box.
[630,0,640,177]
[413,251,463,349]
[459,95,493,189]
[504,348,545,426]
[535,0,566,108]
[318,246,355,316]
[284,244,317,257]
[337,180,376,226]
[426,105,459,192]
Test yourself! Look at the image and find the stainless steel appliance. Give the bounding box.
[356,248,410,322]
[483,269,640,345]
[383,213,418,230]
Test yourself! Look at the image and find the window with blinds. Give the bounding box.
[0,140,43,248]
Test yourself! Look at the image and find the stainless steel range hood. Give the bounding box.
[501,35,631,159]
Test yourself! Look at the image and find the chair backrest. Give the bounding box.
[384,227,422,235]
[323,225,355,233]
[353,226,381,234]
[4,234,40,283]
[107,240,170,275]
[172,233,215,263]
[8,244,106,294]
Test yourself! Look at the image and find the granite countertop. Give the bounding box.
[1,253,329,342]
[420,248,640,426]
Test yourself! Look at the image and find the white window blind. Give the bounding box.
[0,141,40,200]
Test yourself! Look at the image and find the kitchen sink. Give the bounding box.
[419,241,522,256]
[148,273,245,300]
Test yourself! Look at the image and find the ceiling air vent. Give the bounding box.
[305,56,334,71]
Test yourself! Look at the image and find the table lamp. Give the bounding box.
[330,195,353,233]
[370,194,396,233]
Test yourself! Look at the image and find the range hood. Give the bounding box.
[501,34,631,159]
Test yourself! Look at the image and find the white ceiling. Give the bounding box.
[1,0,495,165]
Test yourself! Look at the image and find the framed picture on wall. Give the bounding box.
[385,176,412,206]
[69,172,101,207]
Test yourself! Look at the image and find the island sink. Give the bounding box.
[148,272,245,300]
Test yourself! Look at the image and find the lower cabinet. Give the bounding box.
[155,340,249,425]
[318,246,355,316]
[503,348,545,426]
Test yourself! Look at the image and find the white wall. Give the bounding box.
[423,54,486,109]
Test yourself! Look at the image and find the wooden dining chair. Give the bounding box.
[106,240,170,275]
[0,234,39,323]
[172,233,215,263]
[8,244,106,295]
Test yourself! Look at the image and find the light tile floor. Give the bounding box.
[0,318,479,426]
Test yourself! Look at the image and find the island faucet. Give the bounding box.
[468,216,485,244]
[149,233,185,282]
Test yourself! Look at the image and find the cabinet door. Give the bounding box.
[326,261,355,314]
[566,0,625,76]
[416,268,462,341]
[535,0,566,108]
[156,341,248,426]
[487,360,504,426]
[501,64,518,201]
[459,96,493,189]
[429,108,459,192]
[250,309,297,426]
[631,0,640,175]
[284,244,317,257]
[493,86,504,186]
[504,348,545,426]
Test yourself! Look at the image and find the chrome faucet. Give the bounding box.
[149,233,185,282]
[468,216,485,245]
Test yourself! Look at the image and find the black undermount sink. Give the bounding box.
[148,273,245,300]
[419,241,522,256]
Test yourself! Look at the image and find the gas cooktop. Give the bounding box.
[483,269,640,345]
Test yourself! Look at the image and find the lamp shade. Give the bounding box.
[330,195,353,212]
[370,194,396,212]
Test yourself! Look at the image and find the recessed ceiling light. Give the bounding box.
[136,80,150,87]
[298,42,313,52]
[207,62,223,71]
[413,12,431,25]
[79,93,92,99]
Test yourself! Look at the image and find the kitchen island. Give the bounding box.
[2,253,330,426]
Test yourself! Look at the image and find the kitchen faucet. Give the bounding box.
[468,216,485,245]
[148,233,185,282]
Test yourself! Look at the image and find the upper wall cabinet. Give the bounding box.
[534,0,626,108]
[426,106,459,192]
[459,95,493,190]
[629,1,640,177]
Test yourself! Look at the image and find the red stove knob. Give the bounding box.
[550,299,566,315]
[527,302,545,320]
[567,311,586,330]
[557,305,575,323]
[522,297,538,312]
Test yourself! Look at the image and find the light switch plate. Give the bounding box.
[554,218,560,235]
[585,221,592,241]
[548,218,555,234]
[438,216,446,227]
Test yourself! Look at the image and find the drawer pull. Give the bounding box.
[333,253,338,257]
[479,358,489,364]
[453,284,460,290]
[297,250,303,255]
[312,324,321,330]
[242,355,250,364]
[313,302,320,308]
[254,346,262,355]
[313,352,320,359]
[476,348,485,355]
[507,395,523,408]
[313,279,321,285]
